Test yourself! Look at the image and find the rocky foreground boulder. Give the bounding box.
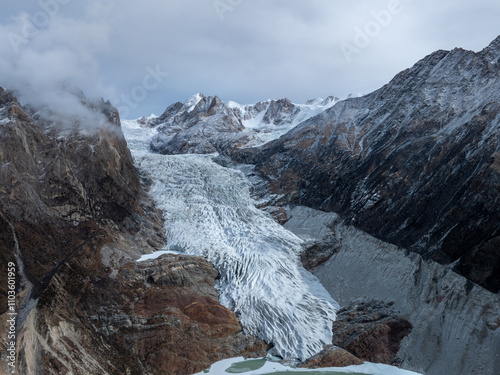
[0,88,265,375]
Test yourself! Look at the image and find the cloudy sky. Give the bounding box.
[0,0,499,118]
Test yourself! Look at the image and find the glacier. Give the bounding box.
[122,119,339,361]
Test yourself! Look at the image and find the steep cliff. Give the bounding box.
[0,87,265,375]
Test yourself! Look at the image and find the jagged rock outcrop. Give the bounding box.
[330,302,412,365]
[236,36,500,294]
[150,94,247,154]
[260,98,299,125]
[0,88,266,375]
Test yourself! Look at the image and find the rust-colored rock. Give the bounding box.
[299,346,363,368]
[30,251,268,375]
[300,242,339,270]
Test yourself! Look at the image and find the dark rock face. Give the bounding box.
[330,302,412,366]
[0,88,266,375]
[261,98,299,125]
[0,86,146,308]
[301,242,339,270]
[238,37,500,293]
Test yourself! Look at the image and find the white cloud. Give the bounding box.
[0,4,113,128]
[0,0,499,118]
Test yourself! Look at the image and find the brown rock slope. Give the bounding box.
[0,87,265,375]
[299,346,363,369]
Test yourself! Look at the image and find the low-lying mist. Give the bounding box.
[0,9,117,133]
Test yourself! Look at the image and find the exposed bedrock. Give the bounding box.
[0,87,266,375]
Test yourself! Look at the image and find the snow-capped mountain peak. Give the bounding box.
[183,92,205,112]
[305,96,339,106]
[146,94,339,154]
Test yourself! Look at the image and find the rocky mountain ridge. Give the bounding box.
[234,36,500,294]
[147,93,338,154]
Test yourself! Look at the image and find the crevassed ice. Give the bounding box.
[122,120,339,361]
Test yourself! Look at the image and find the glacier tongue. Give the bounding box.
[122,119,339,361]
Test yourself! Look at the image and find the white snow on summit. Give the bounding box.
[183,93,204,113]
[228,96,339,146]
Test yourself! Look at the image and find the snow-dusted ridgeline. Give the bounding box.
[227,96,338,147]
[122,119,339,361]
